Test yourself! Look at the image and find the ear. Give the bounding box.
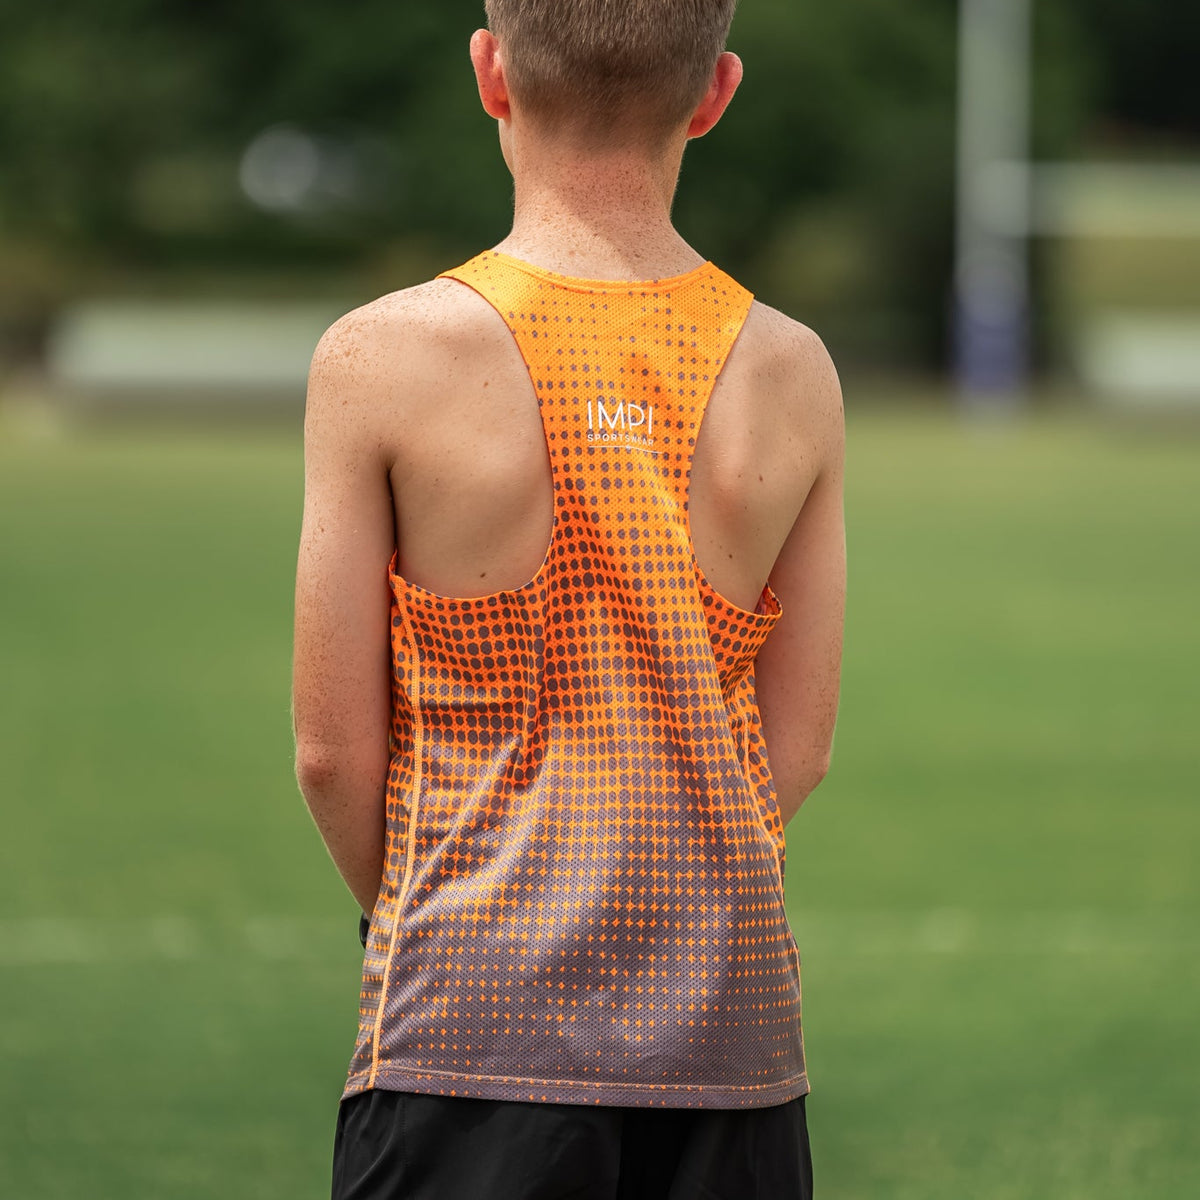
[470,28,511,122]
[686,52,743,139]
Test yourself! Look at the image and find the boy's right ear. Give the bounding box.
[470,29,511,121]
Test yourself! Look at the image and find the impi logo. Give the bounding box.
[586,395,655,447]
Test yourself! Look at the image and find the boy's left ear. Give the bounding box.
[686,52,743,139]
[470,28,511,121]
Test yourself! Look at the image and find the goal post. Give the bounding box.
[954,0,1032,406]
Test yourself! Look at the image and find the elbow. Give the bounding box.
[294,736,390,807]
[810,747,833,789]
[778,748,833,824]
[295,742,339,799]
[795,744,833,795]
[805,747,835,804]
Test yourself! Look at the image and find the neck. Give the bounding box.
[495,130,703,281]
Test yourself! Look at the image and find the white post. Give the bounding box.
[954,0,1033,406]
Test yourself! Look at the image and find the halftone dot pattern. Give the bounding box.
[345,252,806,1109]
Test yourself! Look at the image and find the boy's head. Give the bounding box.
[482,0,739,148]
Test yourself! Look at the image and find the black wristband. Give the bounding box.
[358,913,370,949]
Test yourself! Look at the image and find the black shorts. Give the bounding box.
[332,1088,813,1200]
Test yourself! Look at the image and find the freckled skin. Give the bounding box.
[292,30,845,914]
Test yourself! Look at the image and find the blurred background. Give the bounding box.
[1,2,1196,1197]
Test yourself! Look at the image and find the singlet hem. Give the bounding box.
[343,1064,810,1110]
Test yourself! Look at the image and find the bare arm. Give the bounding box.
[754,333,846,825]
[292,313,396,915]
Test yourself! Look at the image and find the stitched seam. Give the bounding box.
[360,1063,807,1094]
[367,605,425,1089]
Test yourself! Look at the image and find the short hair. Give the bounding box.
[484,0,738,146]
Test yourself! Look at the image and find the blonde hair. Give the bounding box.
[484,0,738,145]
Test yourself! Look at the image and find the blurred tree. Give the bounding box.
[0,0,1190,370]
[1075,0,1200,141]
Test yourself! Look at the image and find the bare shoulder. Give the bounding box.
[739,299,844,448]
[307,277,487,408]
[305,272,533,484]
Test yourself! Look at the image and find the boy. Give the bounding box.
[293,3,844,1196]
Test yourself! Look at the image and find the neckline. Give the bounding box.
[485,250,715,292]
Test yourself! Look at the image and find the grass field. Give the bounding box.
[1,404,1197,1198]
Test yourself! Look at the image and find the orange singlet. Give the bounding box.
[344,251,806,1108]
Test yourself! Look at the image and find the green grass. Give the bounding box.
[1,405,1197,1198]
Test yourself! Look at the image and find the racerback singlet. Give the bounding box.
[344,251,807,1108]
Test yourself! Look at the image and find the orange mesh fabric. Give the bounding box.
[345,251,806,1108]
